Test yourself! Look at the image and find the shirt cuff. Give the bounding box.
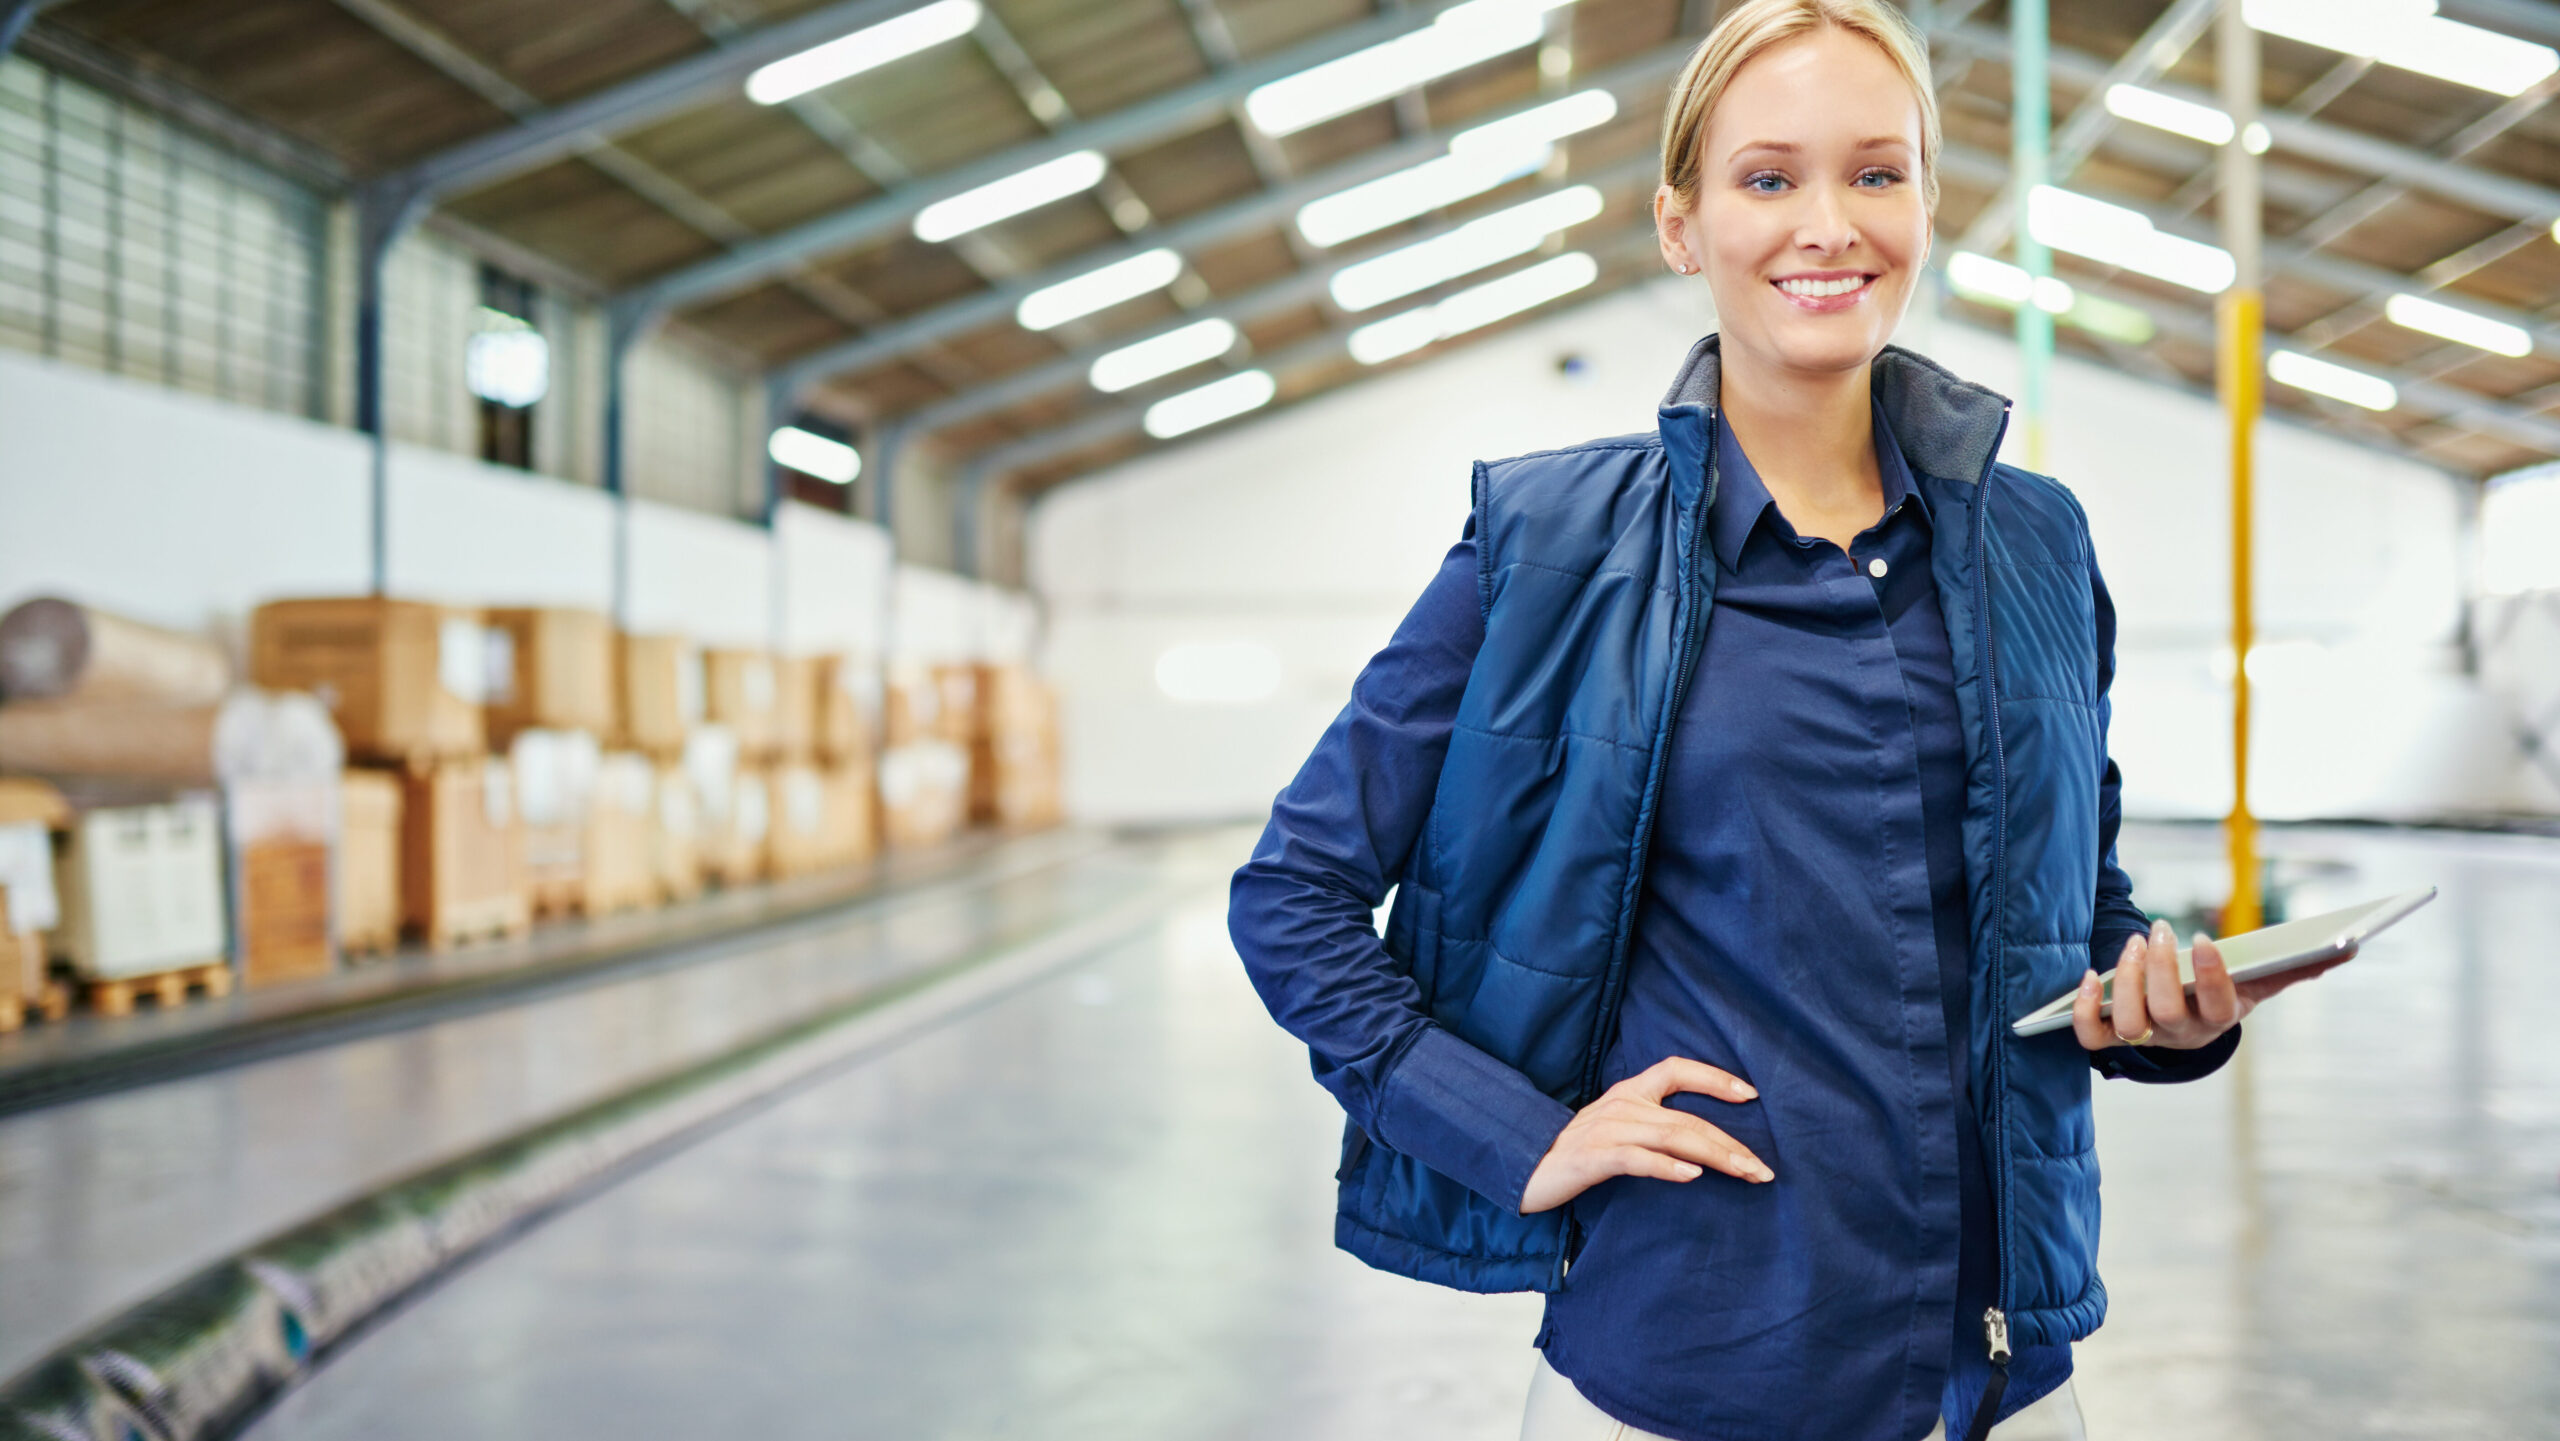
[2089,1021,2242,1083]
[1371,1024,1576,1214]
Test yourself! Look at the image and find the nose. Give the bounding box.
[1794,180,1856,258]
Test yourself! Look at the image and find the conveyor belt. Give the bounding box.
[0,828,1107,1119]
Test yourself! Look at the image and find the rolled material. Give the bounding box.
[0,598,231,705]
[0,691,342,785]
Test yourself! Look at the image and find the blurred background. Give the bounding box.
[0,0,2554,1437]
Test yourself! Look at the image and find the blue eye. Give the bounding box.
[1745,173,1789,194]
[1856,169,1904,188]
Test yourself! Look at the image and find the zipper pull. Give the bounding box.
[1962,1307,2014,1441]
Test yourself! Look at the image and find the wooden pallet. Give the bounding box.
[85,960,232,1018]
[425,897,531,952]
[338,927,401,962]
[0,980,73,1033]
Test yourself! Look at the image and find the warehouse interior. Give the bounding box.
[0,0,2555,1437]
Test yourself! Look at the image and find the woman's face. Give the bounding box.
[1656,26,1931,384]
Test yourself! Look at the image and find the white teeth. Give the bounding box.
[1778,276,1867,298]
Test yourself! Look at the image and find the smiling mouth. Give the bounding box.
[1774,274,1876,300]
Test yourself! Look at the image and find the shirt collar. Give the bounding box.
[1706,397,1930,575]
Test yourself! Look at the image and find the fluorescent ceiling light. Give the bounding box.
[2027,185,2235,294]
[1143,369,1277,438]
[1017,249,1183,330]
[1943,251,2153,343]
[2103,84,2234,145]
[1245,0,1575,138]
[1351,251,1598,363]
[2061,291,2156,345]
[2244,0,2557,96]
[2268,349,2398,410]
[1447,87,1619,157]
[914,150,1108,242]
[1089,318,1240,393]
[1329,183,1603,311]
[2384,292,2532,357]
[769,426,862,483]
[747,0,982,105]
[1296,147,1550,247]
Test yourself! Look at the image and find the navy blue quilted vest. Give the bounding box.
[1343,336,2114,1349]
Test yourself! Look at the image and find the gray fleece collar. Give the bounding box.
[1659,333,2013,484]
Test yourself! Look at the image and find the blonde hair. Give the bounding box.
[1659,0,1942,213]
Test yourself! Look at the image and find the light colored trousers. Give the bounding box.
[1521,1354,2088,1441]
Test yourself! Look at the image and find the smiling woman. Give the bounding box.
[1224,3,2338,1441]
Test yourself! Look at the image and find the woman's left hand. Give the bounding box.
[2073,918,2353,1052]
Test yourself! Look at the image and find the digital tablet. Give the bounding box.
[2011,886,2436,1038]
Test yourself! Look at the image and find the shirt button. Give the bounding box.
[1867,557,1889,578]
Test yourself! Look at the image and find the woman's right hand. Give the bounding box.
[1519,1057,1772,1214]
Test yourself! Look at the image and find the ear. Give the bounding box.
[1653,184,1698,276]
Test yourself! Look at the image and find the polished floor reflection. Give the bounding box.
[19,823,2555,1440]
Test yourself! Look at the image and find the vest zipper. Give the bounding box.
[1964,415,2015,1441]
[1575,408,1719,1109]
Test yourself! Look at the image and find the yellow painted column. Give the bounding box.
[2220,0,2262,935]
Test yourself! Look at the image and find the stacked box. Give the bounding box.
[0,780,67,1026]
[703,767,770,887]
[973,666,1064,829]
[878,666,967,850]
[338,770,403,957]
[614,634,700,759]
[53,796,229,982]
[584,753,657,917]
[485,608,614,748]
[774,656,820,762]
[653,764,702,903]
[704,650,780,760]
[815,655,877,768]
[768,760,877,877]
[511,730,600,919]
[400,758,528,950]
[249,599,485,765]
[227,776,339,988]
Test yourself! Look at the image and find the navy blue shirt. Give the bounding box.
[1228,401,2238,1441]
[1536,407,2067,1440]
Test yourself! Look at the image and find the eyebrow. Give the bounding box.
[1726,136,1916,162]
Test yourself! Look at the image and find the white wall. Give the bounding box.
[1029,276,2524,825]
[0,348,1016,668]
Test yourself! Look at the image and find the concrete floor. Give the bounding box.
[218,822,2557,1441]
[0,831,1167,1382]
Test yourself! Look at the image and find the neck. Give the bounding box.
[1717,346,1880,511]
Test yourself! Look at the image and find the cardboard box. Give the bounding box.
[0,884,69,1030]
[704,650,780,759]
[773,656,820,762]
[54,796,229,981]
[238,838,332,987]
[882,665,939,750]
[512,730,600,919]
[400,758,529,950]
[250,598,485,764]
[653,764,702,904]
[771,760,879,878]
[615,634,701,758]
[338,769,402,957]
[815,655,877,767]
[929,665,980,746]
[971,667,1063,829]
[701,765,770,887]
[485,608,613,745]
[583,753,657,917]
[879,742,967,851]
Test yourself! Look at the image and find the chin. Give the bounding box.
[1745,323,1893,376]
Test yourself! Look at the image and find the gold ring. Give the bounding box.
[2118,1025,2156,1048]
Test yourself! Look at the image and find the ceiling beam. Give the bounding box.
[609,2,1494,326]
[770,38,1694,395]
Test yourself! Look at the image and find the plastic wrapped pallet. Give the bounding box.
[54,794,229,983]
[583,753,657,917]
[337,771,402,958]
[249,598,487,764]
[399,759,528,950]
[686,727,766,888]
[878,741,968,851]
[0,597,232,705]
[703,649,780,759]
[484,608,613,747]
[511,730,600,919]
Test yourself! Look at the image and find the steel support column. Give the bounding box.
[2010,0,2052,469]
[355,183,429,596]
[2219,0,2263,935]
[602,300,652,628]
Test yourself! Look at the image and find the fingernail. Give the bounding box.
[1732,1081,1759,1100]
[2122,934,2144,961]
[1676,1162,1702,1179]
[2195,940,2222,968]
[2151,919,2172,942]
[1753,1164,1775,1183]
[2080,969,2099,996]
